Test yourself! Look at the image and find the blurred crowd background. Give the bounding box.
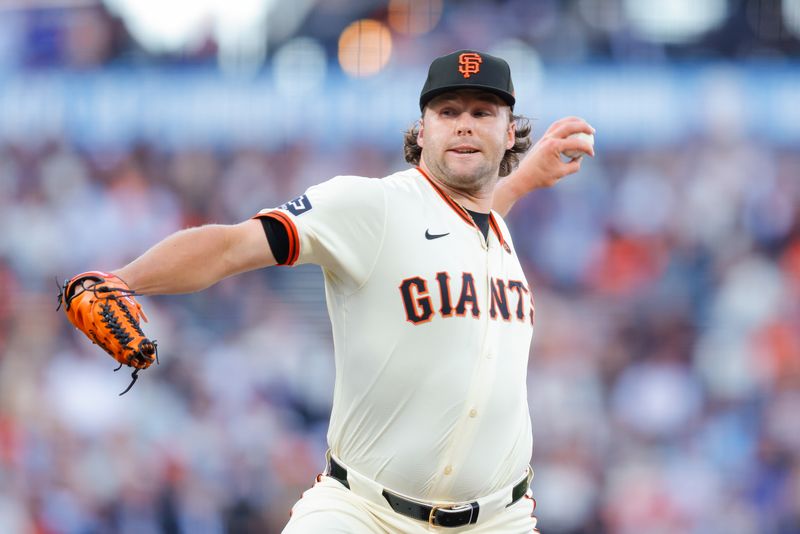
[1,0,800,533]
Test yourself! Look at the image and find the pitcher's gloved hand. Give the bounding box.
[58,271,157,395]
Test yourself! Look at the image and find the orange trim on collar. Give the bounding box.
[416,166,475,227]
[416,166,509,251]
[488,212,510,253]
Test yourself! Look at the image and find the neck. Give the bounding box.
[419,161,496,213]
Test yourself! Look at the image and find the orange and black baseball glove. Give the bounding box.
[58,271,157,395]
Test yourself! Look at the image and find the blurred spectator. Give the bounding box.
[1,112,798,534]
[1,2,800,533]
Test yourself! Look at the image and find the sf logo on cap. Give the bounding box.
[458,52,482,79]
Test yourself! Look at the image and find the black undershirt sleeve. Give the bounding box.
[259,216,290,265]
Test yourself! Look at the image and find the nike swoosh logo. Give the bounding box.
[425,229,450,240]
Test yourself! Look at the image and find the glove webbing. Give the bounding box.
[57,278,158,395]
[97,292,159,396]
[100,298,144,348]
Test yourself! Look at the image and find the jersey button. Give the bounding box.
[486,352,494,360]
[469,408,477,418]
[444,465,453,475]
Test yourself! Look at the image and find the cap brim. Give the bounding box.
[420,84,515,111]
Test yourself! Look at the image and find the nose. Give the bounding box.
[455,112,474,135]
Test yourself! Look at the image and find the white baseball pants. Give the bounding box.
[283,459,538,533]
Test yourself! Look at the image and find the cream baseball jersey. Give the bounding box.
[255,167,535,503]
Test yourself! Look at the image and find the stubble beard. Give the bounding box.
[422,150,500,197]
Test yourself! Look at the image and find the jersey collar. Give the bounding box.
[416,166,510,253]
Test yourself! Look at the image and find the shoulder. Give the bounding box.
[384,167,424,182]
[306,174,384,203]
[305,168,426,207]
[315,174,381,189]
[377,167,428,194]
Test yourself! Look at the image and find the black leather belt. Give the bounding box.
[327,457,529,528]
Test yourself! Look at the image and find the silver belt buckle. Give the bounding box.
[429,502,474,527]
[427,505,441,527]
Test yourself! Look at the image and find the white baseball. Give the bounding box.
[561,132,594,161]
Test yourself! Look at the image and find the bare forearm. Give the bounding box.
[114,221,274,295]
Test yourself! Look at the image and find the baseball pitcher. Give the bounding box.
[59,50,594,532]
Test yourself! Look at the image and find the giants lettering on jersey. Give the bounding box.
[399,272,535,325]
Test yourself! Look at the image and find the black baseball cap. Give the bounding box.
[419,49,515,112]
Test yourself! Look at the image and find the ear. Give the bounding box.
[417,119,425,148]
[506,118,515,150]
